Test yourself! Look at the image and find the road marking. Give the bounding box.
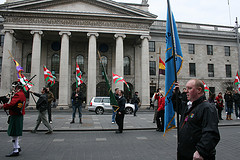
[126,126,134,128]
[136,137,148,140]
[140,118,146,120]
[94,122,100,124]
[96,138,107,141]
[61,127,69,129]
[93,119,99,121]
[53,139,64,142]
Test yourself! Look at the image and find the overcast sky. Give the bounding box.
[0,0,239,26]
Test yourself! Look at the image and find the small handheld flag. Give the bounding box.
[202,81,210,92]
[112,72,130,91]
[159,57,165,75]
[76,63,83,87]
[43,66,56,87]
[234,71,240,91]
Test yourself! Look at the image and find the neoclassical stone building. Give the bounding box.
[0,0,239,109]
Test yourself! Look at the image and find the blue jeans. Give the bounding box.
[72,105,82,119]
[134,103,138,116]
[235,103,240,118]
[112,109,116,122]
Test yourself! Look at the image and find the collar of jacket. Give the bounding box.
[192,95,206,108]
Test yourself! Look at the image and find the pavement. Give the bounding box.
[0,108,240,132]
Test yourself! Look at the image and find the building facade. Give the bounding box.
[0,0,239,109]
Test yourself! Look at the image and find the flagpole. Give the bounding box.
[158,47,161,89]
[167,0,180,159]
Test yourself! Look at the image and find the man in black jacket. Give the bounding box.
[233,89,240,119]
[70,87,83,124]
[115,90,126,134]
[174,79,220,160]
[30,87,53,134]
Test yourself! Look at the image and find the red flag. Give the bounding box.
[159,57,165,75]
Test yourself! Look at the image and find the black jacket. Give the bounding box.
[225,93,233,108]
[118,96,126,113]
[176,95,220,160]
[71,91,82,106]
[33,92,48,112]
[233,93,240,104]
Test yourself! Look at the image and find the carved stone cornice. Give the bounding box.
[4,16,150,30]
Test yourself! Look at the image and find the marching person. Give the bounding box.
[112,88,119,124]
[0,81,26,157]
[173,79,220,160]
[115,90,126,134]
[46,87,54,124]
[30,87,53,134]
[70,87,83,124]
[155,90,165,132]
[132,91,140,116]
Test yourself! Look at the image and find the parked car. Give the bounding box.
[88,97,135,115]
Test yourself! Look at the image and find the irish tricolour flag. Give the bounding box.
[112,72,130,91]
[234,71,240,91]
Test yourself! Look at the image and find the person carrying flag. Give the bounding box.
[173,79,220,160]
[70,87,83,124]
[0,81,26,157]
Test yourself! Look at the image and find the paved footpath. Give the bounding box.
[0,109,240,132]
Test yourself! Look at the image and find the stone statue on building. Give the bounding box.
[142,0,148,5]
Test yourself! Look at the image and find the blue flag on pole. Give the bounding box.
[164,8,183,135]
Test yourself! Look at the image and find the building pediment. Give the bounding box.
[0,0,157,18]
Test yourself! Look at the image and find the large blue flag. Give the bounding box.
[164,9,183,135]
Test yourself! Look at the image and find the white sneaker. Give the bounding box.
[50,121,52,124]
[237,117,240,119]
[112,122,115,124]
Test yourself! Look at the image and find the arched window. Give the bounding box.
[26,53,32,73]
[76,55,84,72]
[99,56,108,75]
[51,53,60,74]
[124,56,130,75]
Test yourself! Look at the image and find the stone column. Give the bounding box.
[140,35,151,109]
[86,32,99,108]
[0,30,14,95]
[58,31,71,109]
[114,34,126,91]
[28,31,43,108]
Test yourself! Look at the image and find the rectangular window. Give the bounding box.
[208,64,214,77]
[188,44,195,54]
[149,41,155,52]
[149,61,156,75]
[189,63,196,77]
[0,35,4,46]
[226,64,232,77]
[207,45,213,55]
[0,57,2,73]
[224,46,230,56]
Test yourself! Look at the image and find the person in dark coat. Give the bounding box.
[112,88,119,123]
[46,87,54,124]
[173,79,220,160]
[132,92,140,116]
[115,90,126,133]
[70,87,83,124]
[225,90,233,120]
[216,92,224,120]
[30,87,53,134]
[233,89,240,119]
[0,81,26,157]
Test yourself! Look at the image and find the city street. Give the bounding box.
[0,110,239,159]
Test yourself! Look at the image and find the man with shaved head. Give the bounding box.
[174,79,220,160]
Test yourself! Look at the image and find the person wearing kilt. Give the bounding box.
[0,81,26,157]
